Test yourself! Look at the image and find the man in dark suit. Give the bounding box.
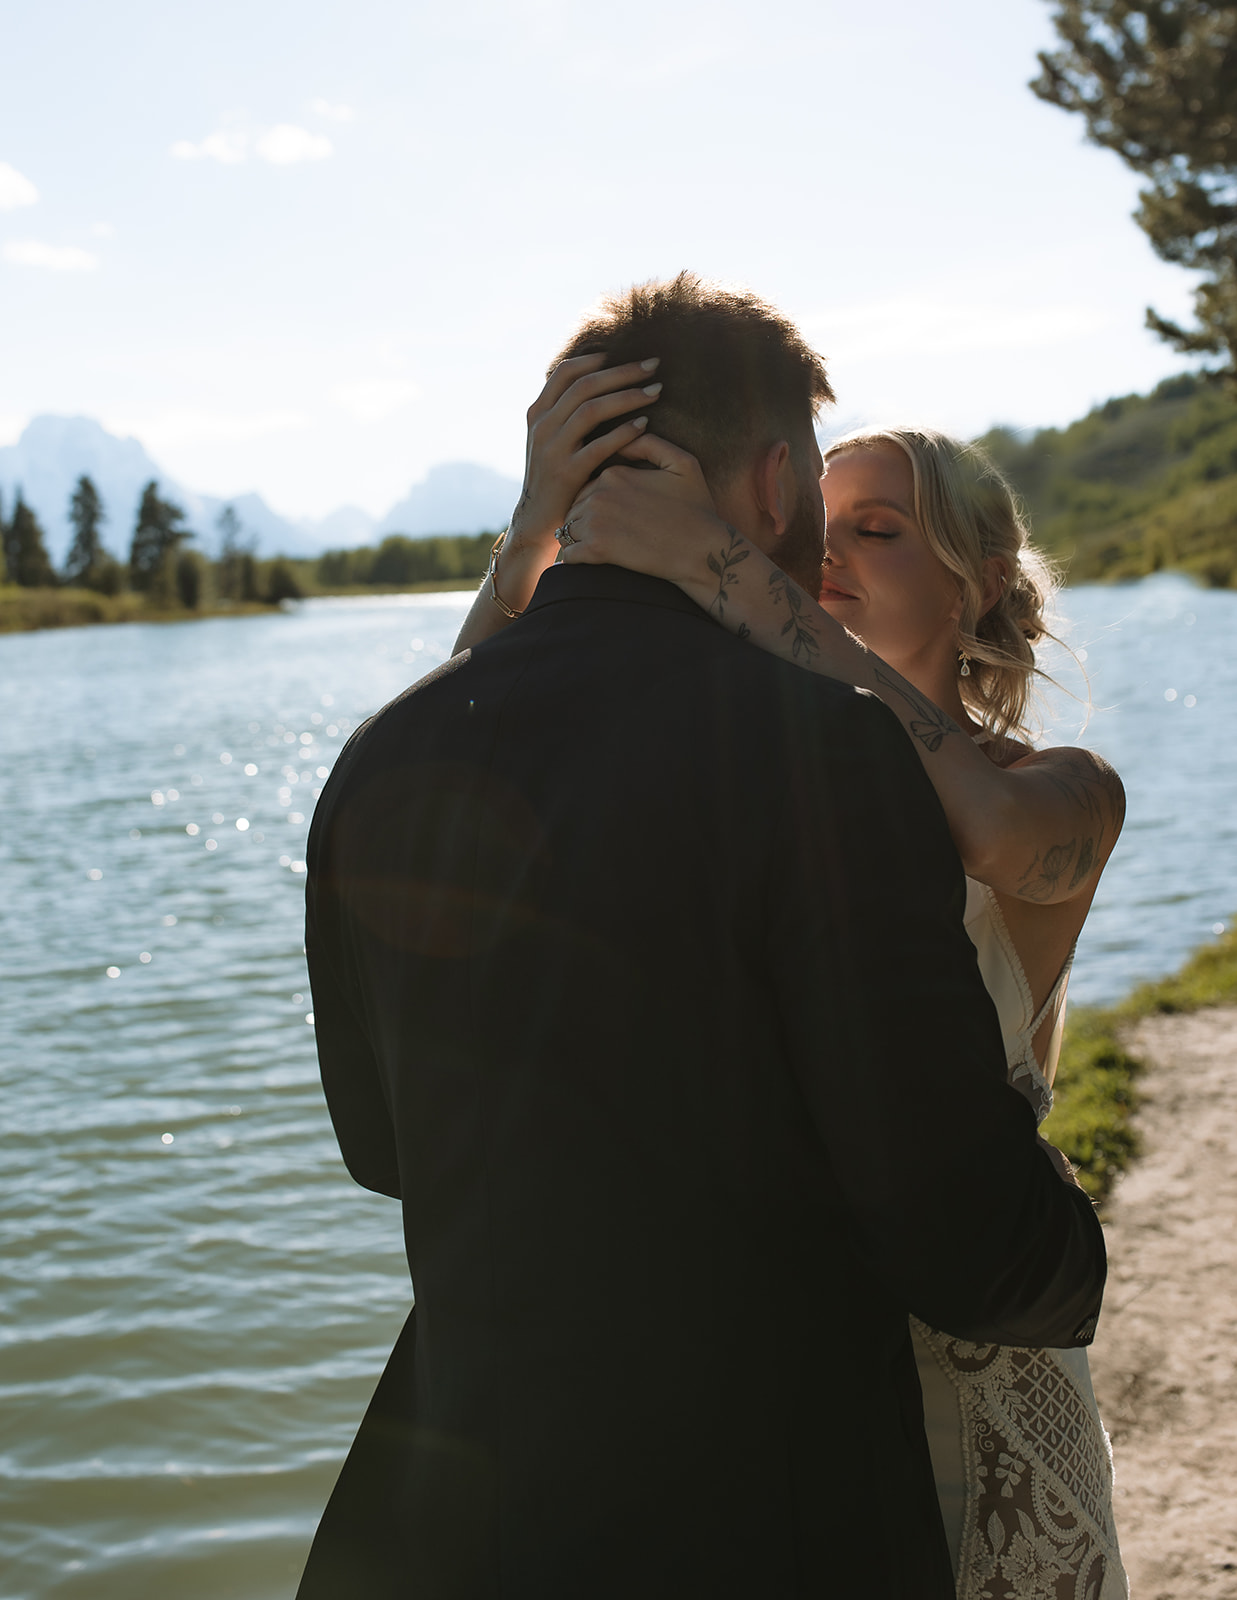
[298,277,1105,1599]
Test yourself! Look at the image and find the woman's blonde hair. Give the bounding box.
[823,426,1060,742]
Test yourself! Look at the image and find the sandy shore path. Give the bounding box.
[1088,1005,1237,1599]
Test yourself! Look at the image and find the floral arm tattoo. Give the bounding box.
[701,535,816,658]
[766,569,821,663]
[871,664,961,753]
[705,526,750,622]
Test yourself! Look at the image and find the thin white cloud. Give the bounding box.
[172,122,333,166]
[0,412,26,447]
[334,378,420,422]
[103,409,311,448]
[311,98,355,123]
[171,129,248,164]
[91,222,116,238]
[3,239,98,272]
[0,162,38,210]
[255,124,333,164]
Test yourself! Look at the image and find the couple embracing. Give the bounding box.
[299,274,1127,1598]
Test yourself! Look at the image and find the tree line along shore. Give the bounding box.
[0,476,498,634]
[4,369,1237,635]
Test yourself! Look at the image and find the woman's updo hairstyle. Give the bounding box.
[823,426,1060,741]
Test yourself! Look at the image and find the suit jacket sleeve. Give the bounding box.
[305,768,402,1201]
[766,681,1105,1348]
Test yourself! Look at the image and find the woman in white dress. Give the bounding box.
[455,355,1129,1600]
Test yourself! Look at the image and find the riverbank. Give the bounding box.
[0,578,477,633]
[1088,1004,1237,1597]
[1041,917,1237,1202]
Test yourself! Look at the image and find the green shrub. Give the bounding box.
[265,558,304,603]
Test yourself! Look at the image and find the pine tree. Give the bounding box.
[215,503,255,602]
[64,475,108,588]
[1033,2,1237,381]
[130,481,190,593]
[4,493,57,587]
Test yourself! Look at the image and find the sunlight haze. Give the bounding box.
[0,0,1203,522]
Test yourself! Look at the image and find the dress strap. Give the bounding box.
[1028,940,1078,1037]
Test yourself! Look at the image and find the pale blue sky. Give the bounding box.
[0,0,1202,519]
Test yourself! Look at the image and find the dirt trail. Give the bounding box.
[1088,1006,1237,1599]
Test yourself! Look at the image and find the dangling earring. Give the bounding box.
[958,648,971,678]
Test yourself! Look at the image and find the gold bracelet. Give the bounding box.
[487,530,524,620]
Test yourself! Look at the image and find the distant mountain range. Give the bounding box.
[0,416,523,566]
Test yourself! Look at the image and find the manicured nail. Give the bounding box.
[643,382,662,396]
[633,416,648,428]
[640,358,660,371]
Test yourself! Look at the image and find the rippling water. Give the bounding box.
[0,575,1232,1597]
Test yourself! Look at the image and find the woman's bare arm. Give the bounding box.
[562,437,1125,904]
[451,353,662,654]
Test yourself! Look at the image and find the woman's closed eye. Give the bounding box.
[856,526,899,540]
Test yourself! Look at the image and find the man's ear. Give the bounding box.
[753,440,793,539]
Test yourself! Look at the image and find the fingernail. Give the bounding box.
[640,358,660,371]
[633,416,648,428]
[642,382,662,396]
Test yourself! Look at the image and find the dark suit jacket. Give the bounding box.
[299,564,1106,1600]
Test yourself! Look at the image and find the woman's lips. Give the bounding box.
[819,579,857,600]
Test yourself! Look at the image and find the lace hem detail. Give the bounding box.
[912,1321,1127,1600]
[1008,1047,1055,1127]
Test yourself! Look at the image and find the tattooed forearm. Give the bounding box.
[1017,839,1078,902]
[767,569,821,663]
[871,664,961,753]
[705,525,750,621]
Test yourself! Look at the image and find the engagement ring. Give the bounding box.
[555,522,578,548]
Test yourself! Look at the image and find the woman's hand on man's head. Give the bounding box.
[559,431,724,586]
[505,353,663,566]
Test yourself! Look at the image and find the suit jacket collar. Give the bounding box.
[525,562,711,623]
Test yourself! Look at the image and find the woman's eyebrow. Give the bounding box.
[852,497,913,516]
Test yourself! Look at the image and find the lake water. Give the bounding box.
[1,573,1232,1598]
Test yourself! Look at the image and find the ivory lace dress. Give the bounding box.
[909,876,1128,1600]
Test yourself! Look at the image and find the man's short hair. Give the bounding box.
[550,272,834,487]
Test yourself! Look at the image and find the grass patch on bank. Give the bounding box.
[1044,918,1237,1201]
[0,585,145,631]
[0,578,483,634]
[0,585,284,633]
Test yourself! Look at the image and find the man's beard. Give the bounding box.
[776,477,826,595]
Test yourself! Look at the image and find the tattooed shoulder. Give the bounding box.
[1012,747,1125,902]
[1028,746,1127,830]
[1016,840,1079,902]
